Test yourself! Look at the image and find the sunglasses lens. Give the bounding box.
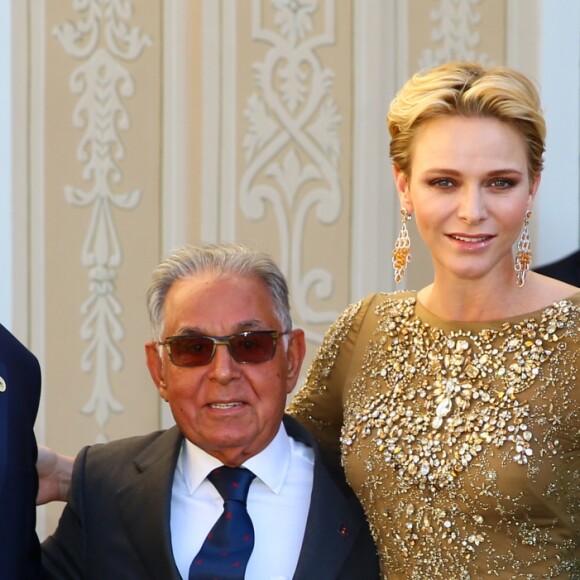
[165,331,281,367]
[169,336,214,366]
[229,332,277,363]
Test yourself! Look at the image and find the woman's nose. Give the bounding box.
[458,186,487,223]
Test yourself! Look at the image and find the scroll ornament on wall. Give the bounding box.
[420,0,492,68]
[53,0,152,440]
[241,0,341,343]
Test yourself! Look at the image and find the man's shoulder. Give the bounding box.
[0,324,40,369]
[80,427,181,470]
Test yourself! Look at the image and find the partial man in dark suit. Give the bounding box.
[535,249,580,286]
[42,243,379,579]
[0,323,42,579]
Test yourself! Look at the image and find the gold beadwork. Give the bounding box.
[336,294,580,578]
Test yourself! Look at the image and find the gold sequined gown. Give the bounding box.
[288,291,580,579]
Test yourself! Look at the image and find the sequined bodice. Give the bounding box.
[289,292,580,579]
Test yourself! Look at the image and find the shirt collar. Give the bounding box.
[178,423,292,495]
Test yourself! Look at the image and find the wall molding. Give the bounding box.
[53,0,152,439]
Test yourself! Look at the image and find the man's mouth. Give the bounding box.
[209,402,243,409]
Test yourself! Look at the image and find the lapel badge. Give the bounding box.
[0,377,5,392]
[338,523,349,538]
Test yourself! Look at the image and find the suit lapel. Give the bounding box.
[116,426,183,579]
[284,416,365,579]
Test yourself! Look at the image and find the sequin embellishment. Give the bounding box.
[339,295,580,578]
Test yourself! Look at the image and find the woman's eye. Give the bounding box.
[489,178,514,189]
[431,178,454,188]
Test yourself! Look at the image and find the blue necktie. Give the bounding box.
[189,466,256,580]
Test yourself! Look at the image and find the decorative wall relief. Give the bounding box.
[420,0,492,68]
[53,1,152,439]
[241,0,341,342]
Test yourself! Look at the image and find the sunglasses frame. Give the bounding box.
[159,330,289,367]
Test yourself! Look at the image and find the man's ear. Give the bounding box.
[392,165,413,213]
[284,329,306,394]
[145,341,168,400]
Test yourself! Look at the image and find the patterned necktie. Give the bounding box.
[189,466,256,580]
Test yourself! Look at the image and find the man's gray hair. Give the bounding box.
[146,243,292,341]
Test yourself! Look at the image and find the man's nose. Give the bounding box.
[208,343,239,382]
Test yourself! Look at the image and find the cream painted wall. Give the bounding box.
[5,0,578,537]
[25,0,163,535]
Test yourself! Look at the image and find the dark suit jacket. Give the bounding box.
[42,415,379,579]
[0,324,42,579]
[535,249,580,286]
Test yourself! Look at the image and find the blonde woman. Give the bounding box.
[289,62,580,578]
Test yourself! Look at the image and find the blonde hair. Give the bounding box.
[387,62,546,180]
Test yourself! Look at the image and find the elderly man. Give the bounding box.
[42,244,378,579]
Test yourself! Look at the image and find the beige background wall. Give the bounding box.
[5,0,578,536]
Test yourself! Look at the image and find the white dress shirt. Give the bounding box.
[170,423,315,579]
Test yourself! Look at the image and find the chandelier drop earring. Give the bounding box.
[392,209,412,283]
[514,210,532,287]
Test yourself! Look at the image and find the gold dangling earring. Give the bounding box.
[514,210,532,287]
[392,209,412,283]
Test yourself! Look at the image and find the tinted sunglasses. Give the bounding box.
[160,330,288,367]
